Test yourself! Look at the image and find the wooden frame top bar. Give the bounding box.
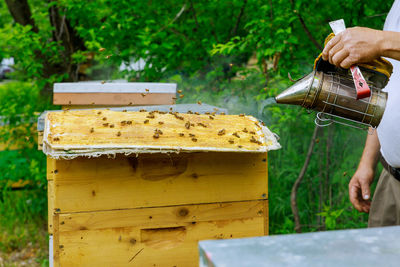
[54,82,177,94]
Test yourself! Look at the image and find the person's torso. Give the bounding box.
[377,0,400,167]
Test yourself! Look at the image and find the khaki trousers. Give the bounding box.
[369,168,400,227]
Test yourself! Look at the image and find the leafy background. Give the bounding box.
[0,0,393,265]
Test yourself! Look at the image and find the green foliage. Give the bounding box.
[0,82,50,263]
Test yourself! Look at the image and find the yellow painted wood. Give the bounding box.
[48,180,55,234]
[58,216,265,267]
[38,132,43,150]
[53,152,268,213]
[53,214,60,267]
[58,200,266,232]
[47,157,57,234]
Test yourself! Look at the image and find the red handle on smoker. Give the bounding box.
[350,65,371,99]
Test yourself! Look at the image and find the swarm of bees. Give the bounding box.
[58,109,265,149]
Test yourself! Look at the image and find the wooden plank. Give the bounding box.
[48,180,55,234]
[58,200,266,232]
[38,131,43,150]
[53,213,60,267]
[53,82,177,93]
[58,217,265,267]
[53,152,268,213]
[47,157,57,234]
[53,93,176,105]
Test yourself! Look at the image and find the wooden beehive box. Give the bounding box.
[42,108,280,267]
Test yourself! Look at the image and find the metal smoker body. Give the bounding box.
[275,70,387,129]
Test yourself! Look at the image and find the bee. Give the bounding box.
[185,122,191,129]
[178,90,182,93]
[209,116,214,120]
[128,102,133,105]
[189,133,195,137]
[205,112,210,115]
[195,112,200,115]
[228,139,234,144]
[190,123,195,127]
[169,107,173,111]
[197,122,207,128]
[175,115,184,120]
[250,131,256,135]
[126,121,132,125]
[103,123,109,127]
[179,133,185,137]
[116,131,121,136]
[220,112,226,115]
[239,114,245,117]
[147,114,155,119]
[211,112,216,116]
[102,117,107,121]
[68,101,72,104]
[187,110,193,114]
[243,128,248,133]
[250,136,261,144]
[159,111,167,114]
[213,108,219,111]
[122,110,127,112]
[155,129,163,135]
[261,121,266,126]
[97,111,102,115]
[197,101,202,105]
[99,47,106,52]
[145,89,149,92]
[218,129,226,136]
[149,110,155,115]
[238,145,243,148]
[140,109,147,112]
[141,93,147,97]
[90,128,94,133]
[158,121,164,125]
[53,137,60,141]
[120,121,127,126]
[191,137,198,142]
[91,102,95,105]
[144,119,149,124]
[255,122,262,129]
[232,132,240,138]
[179,94,184,98]
[172,97,177,100]
[109,124,115,128]
[153,133,159,139]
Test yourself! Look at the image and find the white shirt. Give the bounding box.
[377,0,400,167]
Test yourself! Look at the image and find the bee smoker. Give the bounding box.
[275,68,389,129]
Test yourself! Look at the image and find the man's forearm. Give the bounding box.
[358,129,380,170]
[380,31,400,61]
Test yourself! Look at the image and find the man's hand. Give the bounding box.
[322,27,384,68]
[349,166,375,213]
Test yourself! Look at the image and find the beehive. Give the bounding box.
[43,108,280,266]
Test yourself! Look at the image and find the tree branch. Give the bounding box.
[291,125,320,233]
[289,0,322,51]
[231,0,247,37]
[189,0,200,30]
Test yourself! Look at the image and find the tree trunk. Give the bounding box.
[291,125,320,233]
[4,0,39,32]
[5,0,86,96]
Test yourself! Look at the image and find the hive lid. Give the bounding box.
[42,109,280,159]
